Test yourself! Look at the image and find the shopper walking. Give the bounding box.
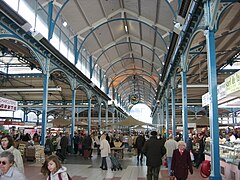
[60,133,68,161]
[0,151,26,180]
[73,132,80,154]
[135,132,145,165]
[99,134,111,170]
[164,134,178,176]
[171,141,193,180]
[142,131,166,180]
[0,135,24,173]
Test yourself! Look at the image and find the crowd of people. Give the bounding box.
[1,128,239,180]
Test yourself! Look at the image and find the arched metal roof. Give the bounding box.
[1,0,240,120]
[52,0,179,109]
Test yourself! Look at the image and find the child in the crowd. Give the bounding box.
[41,155,71,180]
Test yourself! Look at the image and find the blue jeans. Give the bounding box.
[167,157,172,176]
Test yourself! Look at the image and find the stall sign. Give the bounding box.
[225,70,240,95]
[202,82,226,107]
[0,121,24,126]
[0,97,18,111]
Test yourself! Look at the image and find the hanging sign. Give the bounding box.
[225,70,240,95]
[0,97,18,111]
[0,121,24,126]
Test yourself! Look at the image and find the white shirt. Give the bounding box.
[0,166,26,180]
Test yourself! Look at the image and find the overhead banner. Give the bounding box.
[225,70,240,95]
[202,82,226,107]
[0,97,18,111]
[0,121,24,126]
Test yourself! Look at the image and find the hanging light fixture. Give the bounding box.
[124,25,128,33]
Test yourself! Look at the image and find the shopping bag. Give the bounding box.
[190,151,194,161]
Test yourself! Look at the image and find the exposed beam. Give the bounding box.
[0,87,62,92]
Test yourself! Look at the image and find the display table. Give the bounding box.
[111,147,124,159]
[205,154,240,180]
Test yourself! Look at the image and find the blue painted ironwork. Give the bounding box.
[181,70,188,143]
[77,18,168,62]
[0,33,17,39]
[161,101,165,136]
[0,34,45,71]
[106,78,109,94]
[48,0,69,41]
[99,68,102,88]
[164,0,177,20]
[87,97,91,135]
[206,29,222,180]
[41,71,49,145]
[204,1,222,179]
[71,87,76,147]
[112,105,115,125]
[155,0,203,105]
[165,95,169,138]
[74,35,78,65]
[98,103,101,130]
[109,73,158,88]
[101,57,161,83]
[89,55,93,79]
[105,104,108,130]
[92,41,164,72]
[171,77,176,138]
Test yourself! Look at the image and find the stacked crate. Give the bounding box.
[35,145,45,163]
[25,146,35,161]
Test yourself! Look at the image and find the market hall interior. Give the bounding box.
[0,0,240,180]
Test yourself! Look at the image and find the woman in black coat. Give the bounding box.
[171,141,193,180]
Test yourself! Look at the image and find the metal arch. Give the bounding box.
[0,35,46,74]
[109,74,157,91]
[91,94,101,104]
[115,75,156,92]
[102,50,164,70]
[164,0,177,20]
[77,17,168,61]
[76,84,90,99]
[122,97,154,109]
[48,0,70,40]
[117,81,156,97]
[92,41,164,73]
[49,68,75,90]
[119,86,156,102]
[182,28,205,72]
[115,78,156,101]
[108,70,158,88]
[92,34,166,56]
[120,89,155,104]
[101,57,161,83]
[216,2,235,31]
[187,45,205,72]
[101,100,108,109]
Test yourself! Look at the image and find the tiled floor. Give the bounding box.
[24,151,206,180]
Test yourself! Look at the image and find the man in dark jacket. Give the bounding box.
[60,133,68,160]
[135,133,145,165]
[142,131,166,180]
